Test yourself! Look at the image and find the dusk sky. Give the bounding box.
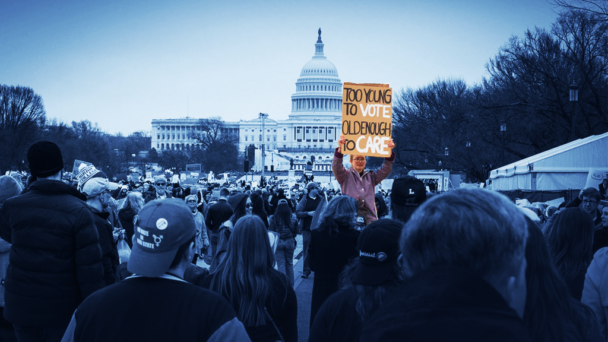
[1,0,561,136]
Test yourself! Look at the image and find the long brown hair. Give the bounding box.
[208,215,275,326]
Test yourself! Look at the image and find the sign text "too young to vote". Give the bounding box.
[341,82,392,157]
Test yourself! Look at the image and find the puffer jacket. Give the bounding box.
[332,148,395,225]
[0,179,104,328]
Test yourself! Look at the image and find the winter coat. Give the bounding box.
[205,199,233,234]
[0,179,104,328]
[361,267,533,342]
[582,247,608,339]
[192,211,209,255]
[118,207,137,248]
[332,148,395,225]
[269,215,298,241]
[308,222,360,327]
[89,206,120,286]
[203,268,298,342]
[0,236,10,308]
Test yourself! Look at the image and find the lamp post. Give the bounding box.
[500,123,507,166]
[569,82,579,141]
[444,147,449,170]
[259,113,269,178]
[466,141,471,181]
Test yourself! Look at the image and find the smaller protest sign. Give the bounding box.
[186,164,201,172]
[585,168,608,190]
[72,160,93,176]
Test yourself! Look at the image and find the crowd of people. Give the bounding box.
[1,140,608,341]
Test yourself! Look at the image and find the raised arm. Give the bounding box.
[332,135,348,184]
[374,139,396,185]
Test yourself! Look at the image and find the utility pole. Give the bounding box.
[260,113,268,180]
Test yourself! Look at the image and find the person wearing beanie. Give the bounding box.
[332,135,396,226]
[0,176,22,341]
[390,176,427,224]
[82,171,121,286]
[0,141,104,342]
[309,219,404,342]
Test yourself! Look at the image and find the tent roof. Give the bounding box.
[490,131,608,179]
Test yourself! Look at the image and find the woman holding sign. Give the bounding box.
[332,134,395,225]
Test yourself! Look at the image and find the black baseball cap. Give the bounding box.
[352,219,402,286]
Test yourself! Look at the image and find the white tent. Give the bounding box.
[489,132,608,191]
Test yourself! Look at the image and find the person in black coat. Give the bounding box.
[0,141,105,341]
[82,175,121,286]
[309,219,404,342]
[361,189,531,341]
[205,188,233,259]
[118,192,145,249]
[308,196,360,328]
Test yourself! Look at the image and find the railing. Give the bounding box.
[277,147,335,153]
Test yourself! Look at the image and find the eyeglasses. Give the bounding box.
[155,183,166,186]
[353,158,366,162]
[245,204,253,208]
[186,200,197,203]
[583,200,598,204]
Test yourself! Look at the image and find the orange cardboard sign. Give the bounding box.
[341,82,392,157]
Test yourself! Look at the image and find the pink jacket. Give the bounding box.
[332,148,395,225]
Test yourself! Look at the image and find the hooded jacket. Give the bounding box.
[332,149,395,225]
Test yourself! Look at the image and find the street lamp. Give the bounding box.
[569,82,579,141]
[500,123,507,166]
[438,160,442,169]
[466,141,471,180]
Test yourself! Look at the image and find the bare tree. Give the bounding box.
[0,85,46,173]
[552,0,608,20]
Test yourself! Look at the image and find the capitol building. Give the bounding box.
[150,29,342,171]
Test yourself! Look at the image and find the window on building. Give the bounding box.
[283,145,286,148]
[267,136,270,142]
[245,136,248,141]
[283,135,286,141]
[172,134,175,139]
[273,129,276,132]
[273,136,276,141]
[259,134,262,141]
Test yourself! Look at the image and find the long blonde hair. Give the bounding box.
[121,192,144,213]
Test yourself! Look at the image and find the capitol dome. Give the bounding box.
[289,28,343,119]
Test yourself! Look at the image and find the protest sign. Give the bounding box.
[72,160,93,176]
[585,168,608,190]
[341,82,393,158]
[186,164,201,172]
